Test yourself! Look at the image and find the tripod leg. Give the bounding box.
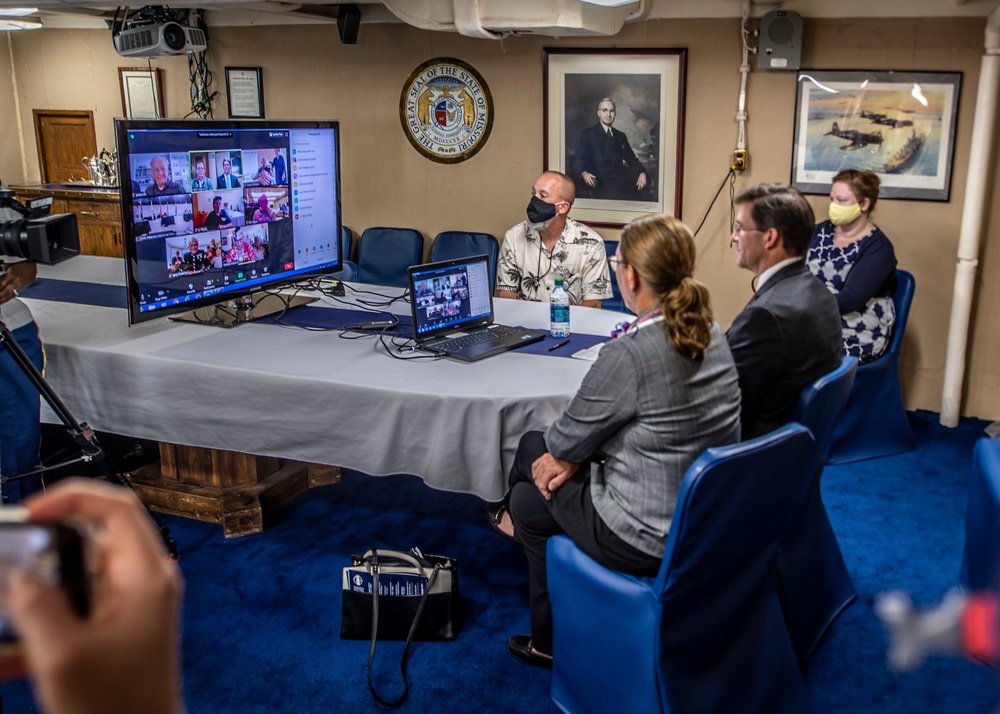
[0,321,178,558]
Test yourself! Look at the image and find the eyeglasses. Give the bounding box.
[608,255,627,271]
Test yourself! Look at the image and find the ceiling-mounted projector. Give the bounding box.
[114,21,206,57]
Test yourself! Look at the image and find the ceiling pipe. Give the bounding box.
[380,0,633,38]
[624,0,651,24]
[939,4,1000,426]
[452,0,506,39]
[378,0,460,34]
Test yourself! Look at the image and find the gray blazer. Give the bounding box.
[545,319,741,558]
[726,260,842,440]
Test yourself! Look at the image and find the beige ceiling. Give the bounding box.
[0,0,996,33]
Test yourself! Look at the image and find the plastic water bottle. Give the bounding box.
[550,278,570,338]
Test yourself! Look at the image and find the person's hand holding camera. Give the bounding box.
[1,479,184,714]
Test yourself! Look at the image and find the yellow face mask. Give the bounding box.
[829,201,862,226]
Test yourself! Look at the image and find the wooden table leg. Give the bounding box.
[128,443,341,538]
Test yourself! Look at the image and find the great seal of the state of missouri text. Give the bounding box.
[400,57,494,164]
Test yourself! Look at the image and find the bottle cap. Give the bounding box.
[554,278,563,286]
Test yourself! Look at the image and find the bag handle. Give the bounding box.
[366,547,441,708]
[361,548,427,577]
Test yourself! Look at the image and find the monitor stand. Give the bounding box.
[170,292,315,327]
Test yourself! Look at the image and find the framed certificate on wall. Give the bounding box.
[226,67,265,119]
[119,67,164,119]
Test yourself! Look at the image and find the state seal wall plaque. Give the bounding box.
[400,57,494,164]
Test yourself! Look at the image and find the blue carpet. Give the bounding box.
[2,410,997,712]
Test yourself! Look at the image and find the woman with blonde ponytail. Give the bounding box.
[617,214,713,361]
[498,213,742,669]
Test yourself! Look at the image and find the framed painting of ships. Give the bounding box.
[791,70,961,201]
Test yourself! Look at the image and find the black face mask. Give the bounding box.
[526,195,559,224]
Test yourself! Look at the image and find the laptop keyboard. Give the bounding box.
[428,324,524,352]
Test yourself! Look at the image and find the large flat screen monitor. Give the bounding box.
[115,119,342,326]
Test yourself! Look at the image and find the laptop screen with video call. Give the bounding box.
[409,255,494,342]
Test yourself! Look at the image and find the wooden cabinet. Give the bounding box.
[66,194,123,258]
[11,184,124,258]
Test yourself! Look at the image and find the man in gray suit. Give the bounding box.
[726,183,842,440]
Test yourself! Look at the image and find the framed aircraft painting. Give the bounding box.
[791,69,961,201]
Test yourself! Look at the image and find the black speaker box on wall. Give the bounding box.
[758,10,803,70]
[338,3,361,44]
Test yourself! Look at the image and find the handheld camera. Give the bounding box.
[0,509,90,648]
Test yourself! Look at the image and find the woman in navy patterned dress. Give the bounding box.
[807,169,897,363]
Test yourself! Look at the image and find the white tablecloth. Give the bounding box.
[25,257,625,500]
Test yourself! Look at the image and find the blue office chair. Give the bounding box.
[779,355,859,663]
[327,260,359,282]
[356,227,424,288]
[548,424,815,714]
[827,270,917,464]
[430,231,499,288]
[602,240,627,312]
[341,225,355,263]
[960,439,1000,591]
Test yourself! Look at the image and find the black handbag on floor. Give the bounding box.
[341,547,459,707]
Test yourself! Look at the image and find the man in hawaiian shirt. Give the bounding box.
[495,171,612,308]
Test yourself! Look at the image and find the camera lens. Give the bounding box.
[161,22,186,51]
[0,220,28,260]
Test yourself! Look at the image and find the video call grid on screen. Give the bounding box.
[413,259,492,335]
[120,125,341,316]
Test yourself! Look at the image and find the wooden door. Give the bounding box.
[32,110,97,183]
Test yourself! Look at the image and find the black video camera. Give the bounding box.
[0,187,80,265]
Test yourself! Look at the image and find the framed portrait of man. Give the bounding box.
[544,48,687,227]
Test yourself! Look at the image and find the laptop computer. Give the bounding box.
[408,254,546,362]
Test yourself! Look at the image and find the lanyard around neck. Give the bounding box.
[612,309,663,338]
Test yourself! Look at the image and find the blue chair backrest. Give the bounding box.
[430,231,499,288]
[357,227,424,288]
[655,424,815,594]
[651,423,815,707]
[603,240,627,312]
[341,225,355,263]
[793,355,858,463]
[961,439,1000,591]
[330,260,359,282]
[826,269,915,464]
[885,270,915,360]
